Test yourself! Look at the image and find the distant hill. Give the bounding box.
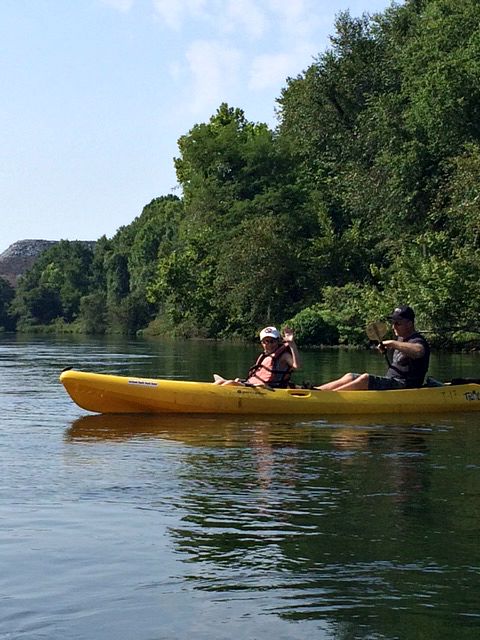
[0,240,95,287]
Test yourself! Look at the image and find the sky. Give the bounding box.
[0,0,395,254]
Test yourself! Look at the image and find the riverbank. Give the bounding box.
[9,321,480,353]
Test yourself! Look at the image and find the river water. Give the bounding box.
[1,334,479,640]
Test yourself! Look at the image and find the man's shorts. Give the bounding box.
[351,373,406,391]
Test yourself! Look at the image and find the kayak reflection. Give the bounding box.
[64,410,462,446]
[65,413,325,446]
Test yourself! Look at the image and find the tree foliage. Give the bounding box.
[0,278,16,331]
[12,241,94,327]
[9,0,480,346]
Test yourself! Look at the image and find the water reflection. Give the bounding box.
[63,412,480,638]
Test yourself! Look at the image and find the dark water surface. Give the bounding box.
[1,334,479,639]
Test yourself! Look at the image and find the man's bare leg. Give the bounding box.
[316,372,369,391]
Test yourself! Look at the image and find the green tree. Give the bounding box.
[213,215,307,335]
[12,241,95,327]
[79,292,107,334]
[0,278,16,331]
[100,196,183,334]
[147,103,311,336]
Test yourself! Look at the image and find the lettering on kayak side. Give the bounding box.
[235,388,264,395]
[464,390,480,401]
[128,380,158,387]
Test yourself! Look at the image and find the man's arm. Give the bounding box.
[381,339,425,359]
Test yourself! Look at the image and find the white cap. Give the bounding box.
[259,326,281,340]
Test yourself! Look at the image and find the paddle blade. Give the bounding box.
[365,321,388,342]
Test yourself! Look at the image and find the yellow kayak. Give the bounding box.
[60,369,480,415]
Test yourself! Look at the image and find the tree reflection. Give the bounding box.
[66,413,480,639]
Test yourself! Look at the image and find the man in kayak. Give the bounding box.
[316,305,430,391]
[213,326,301,387]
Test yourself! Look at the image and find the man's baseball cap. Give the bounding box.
[388,305,415,322]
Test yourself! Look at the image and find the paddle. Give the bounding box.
[365,321,391,366]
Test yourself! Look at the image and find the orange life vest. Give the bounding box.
[246,344,292,387]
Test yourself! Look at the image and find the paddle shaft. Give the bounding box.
[366,321,391,367]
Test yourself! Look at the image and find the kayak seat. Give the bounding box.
[423,376,445,387]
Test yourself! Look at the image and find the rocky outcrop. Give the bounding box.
[0,240,95,287]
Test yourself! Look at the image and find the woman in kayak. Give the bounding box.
[316,305,430,391]
[214,326,301,388]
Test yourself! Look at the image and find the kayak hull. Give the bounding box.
[60,370,480,415]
